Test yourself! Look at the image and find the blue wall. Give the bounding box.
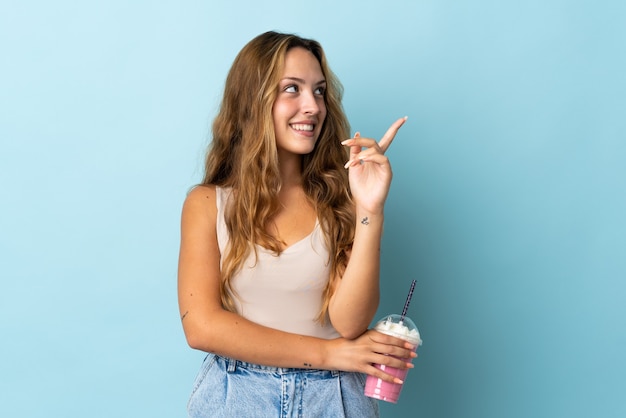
[1,1,624,417]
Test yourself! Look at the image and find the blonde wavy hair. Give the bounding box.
[202,31,354,322]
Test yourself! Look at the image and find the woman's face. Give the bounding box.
[272,47,327,158]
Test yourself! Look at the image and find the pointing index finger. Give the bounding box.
[378,116,408,153]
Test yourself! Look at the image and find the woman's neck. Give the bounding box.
[277,152,304,186]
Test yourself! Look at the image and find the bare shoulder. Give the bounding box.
[185,184,216,205]
[179,184,220,267]
[183,185,216,213]
[181,185,218,231]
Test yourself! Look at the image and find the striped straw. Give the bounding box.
[400,280,417,321]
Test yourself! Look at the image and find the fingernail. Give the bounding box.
[344,160,352,169]
[407,363,415,369]
[341,139,350,145]
[394,378,404,384]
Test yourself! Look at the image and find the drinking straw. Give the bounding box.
[400,280,417,322]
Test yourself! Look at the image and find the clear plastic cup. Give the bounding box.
[364,314,422,403]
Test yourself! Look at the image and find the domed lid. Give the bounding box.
[374,314,422,345]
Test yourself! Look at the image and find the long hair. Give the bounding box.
[202,31,354,322]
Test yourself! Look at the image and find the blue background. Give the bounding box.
[1,1,625,417]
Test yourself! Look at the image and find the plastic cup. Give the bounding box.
[364,314,422,403]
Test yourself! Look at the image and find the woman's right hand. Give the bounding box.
[325,329,418,384]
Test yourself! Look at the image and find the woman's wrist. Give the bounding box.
[355,212,384,232]
[318,338,341,370]
[355,206,384,224]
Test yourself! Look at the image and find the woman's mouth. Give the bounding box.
[290,123,315,132]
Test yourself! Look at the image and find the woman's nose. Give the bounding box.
[301,91,321,115]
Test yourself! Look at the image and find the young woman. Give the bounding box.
[178,31,414,417]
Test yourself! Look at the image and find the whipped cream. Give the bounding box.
[375,316,422,346]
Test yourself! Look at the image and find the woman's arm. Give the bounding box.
[328,117,408,339]
[177,185,415,381]
[328,207,384,339]
[178,186,323,366]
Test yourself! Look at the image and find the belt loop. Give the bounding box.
[226,357,237,373]
[331,370,340,377]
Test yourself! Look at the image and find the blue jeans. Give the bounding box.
[187,354,380,418]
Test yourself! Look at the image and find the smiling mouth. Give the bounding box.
[290,123,315,132]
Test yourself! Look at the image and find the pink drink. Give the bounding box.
[364,314,422,403]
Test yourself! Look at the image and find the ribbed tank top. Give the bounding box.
[215,187,340,339]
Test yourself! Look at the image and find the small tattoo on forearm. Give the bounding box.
[181,311,189,321]
[303,362,312,368]
[361,217,369,225]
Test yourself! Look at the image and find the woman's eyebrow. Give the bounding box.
[281,76,326,85]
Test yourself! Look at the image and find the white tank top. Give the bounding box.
[215,187,340,339]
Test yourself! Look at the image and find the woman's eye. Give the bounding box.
[284,85,298,93]
[314,86,326,95]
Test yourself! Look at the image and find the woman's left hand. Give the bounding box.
[342,116,407,214]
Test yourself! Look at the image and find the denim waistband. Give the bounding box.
[217,354,340,377]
